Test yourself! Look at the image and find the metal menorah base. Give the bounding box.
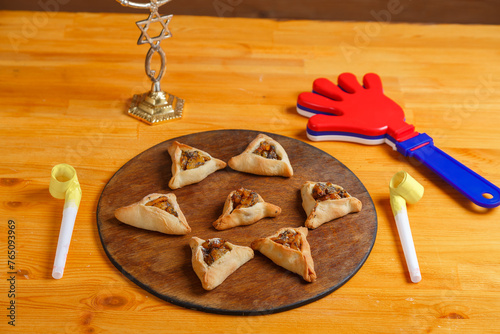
[128,90,184,125]
[117,0,184,125]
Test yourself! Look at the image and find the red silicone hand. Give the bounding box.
[298,73,417,142]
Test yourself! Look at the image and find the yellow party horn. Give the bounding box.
[390,171,424,283]
[49,164,82,279]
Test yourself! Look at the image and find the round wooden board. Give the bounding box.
[96,129,377,315]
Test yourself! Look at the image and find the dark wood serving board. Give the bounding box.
[96,130,377,315]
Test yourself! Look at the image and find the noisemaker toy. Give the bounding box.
[390,171,424,283]
[50,164,82,279]
[297,72,500,208]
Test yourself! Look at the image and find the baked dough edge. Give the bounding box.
[213,190,281,230]
[228,133,293,177]
[251,226,316,282]
[190,237,254,290]
[114,192,191,235]
[301,181,362,229]
[168,141,227,189]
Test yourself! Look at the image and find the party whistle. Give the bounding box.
[49,164,82,279]
[389,171,423,283]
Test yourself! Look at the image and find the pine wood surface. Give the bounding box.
[1,10,500,333]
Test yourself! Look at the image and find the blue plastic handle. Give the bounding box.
[396,133,500,208]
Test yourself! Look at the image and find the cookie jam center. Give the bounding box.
[145,196,179,217]
[202,238,230,266]
[180,150,211,170]
[231,188,259,210]
[271,229,302,251]
[253,141,281,160]
[312,182,350,202]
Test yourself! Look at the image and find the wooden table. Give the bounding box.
[1,10,500,333]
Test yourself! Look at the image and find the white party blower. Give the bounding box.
[389,171,424,283]
[49,164,82,279]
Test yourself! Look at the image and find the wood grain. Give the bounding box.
[1,10,500,334]
[2,0,499,24]
[97,130,377,314]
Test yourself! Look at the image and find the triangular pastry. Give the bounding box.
[228,133,293,177]
[301,181,362,229]
[190,237,254,290]
[251,227,316,282]
[114,193,191,235]
[213,188,281,230]
[168,141,226,189]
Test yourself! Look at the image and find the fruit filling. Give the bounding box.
[231,188,259,210]
[312,182,350,201]
[145,196,178,217]
[180,150,211,170]
[202,238,230,266]
[271,229,302,251]
[253,141,281,160]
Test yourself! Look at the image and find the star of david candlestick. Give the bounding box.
[117,0,184,125]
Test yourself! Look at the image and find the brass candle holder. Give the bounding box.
[116,0,184,125]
